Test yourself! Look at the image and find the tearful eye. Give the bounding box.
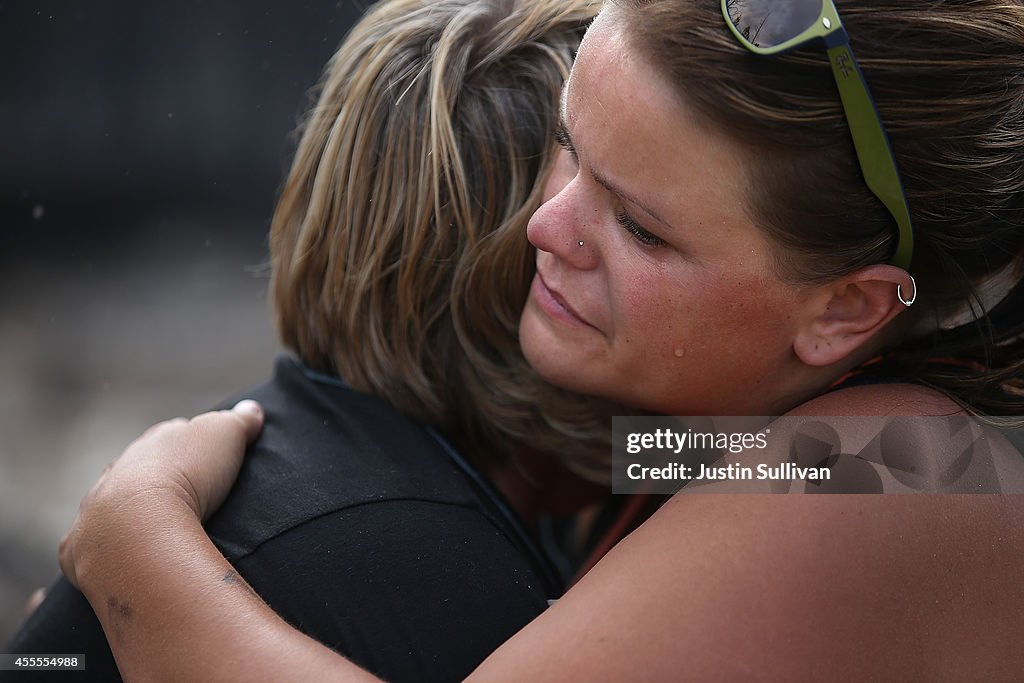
[616,209,664,247]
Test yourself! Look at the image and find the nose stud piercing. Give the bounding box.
[578,240,585,247]
[897,276,917,307]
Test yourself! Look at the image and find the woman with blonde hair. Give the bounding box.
[45,0,1024,679]
[4,0,624,681]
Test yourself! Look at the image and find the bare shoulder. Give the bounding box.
[651,495,1024,678]
[784,384,1024,493]
[792,382,964,417]
[472,385,1024,681]
[472,494,1024,682]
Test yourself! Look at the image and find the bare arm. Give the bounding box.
[60,403,375,683]
[471,493,1024,681]
[74,496,370,683]
[64,402,1024,682]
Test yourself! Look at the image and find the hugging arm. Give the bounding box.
[58,404,373,683]
[63,404,1024,682]
[72,496,366,683]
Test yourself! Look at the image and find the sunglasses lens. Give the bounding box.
[725,0,823,48]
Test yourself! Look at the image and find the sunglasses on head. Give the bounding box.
[722,0,914,270]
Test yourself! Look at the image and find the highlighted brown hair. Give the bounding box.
[271,0,622,476]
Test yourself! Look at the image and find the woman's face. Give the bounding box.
[519,7,814,415]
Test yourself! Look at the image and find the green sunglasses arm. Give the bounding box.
[826,43,914,269]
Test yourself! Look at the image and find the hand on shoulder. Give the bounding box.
[59,401,264,589]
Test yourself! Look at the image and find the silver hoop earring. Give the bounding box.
[897,276,917,307]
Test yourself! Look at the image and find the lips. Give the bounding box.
[531,271,596,329]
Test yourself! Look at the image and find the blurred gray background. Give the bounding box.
[1,0,362,644]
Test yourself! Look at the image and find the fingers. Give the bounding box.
[58,531,74,587]
[58,401,266,592]
[231,399,265,442]
[151,400,266,520]
[186,400,264,440]
[183,400,265,468]
[138,416,189,442]
[23,587,47,617]
[135,396,263,445]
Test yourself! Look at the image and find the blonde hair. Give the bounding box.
[271,0,622,478]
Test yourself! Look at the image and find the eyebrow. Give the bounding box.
[556,89,675,230]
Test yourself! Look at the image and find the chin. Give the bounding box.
[519,309,619,404]
[520,309,587,391]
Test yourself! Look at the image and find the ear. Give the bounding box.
[793,265,915,367]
